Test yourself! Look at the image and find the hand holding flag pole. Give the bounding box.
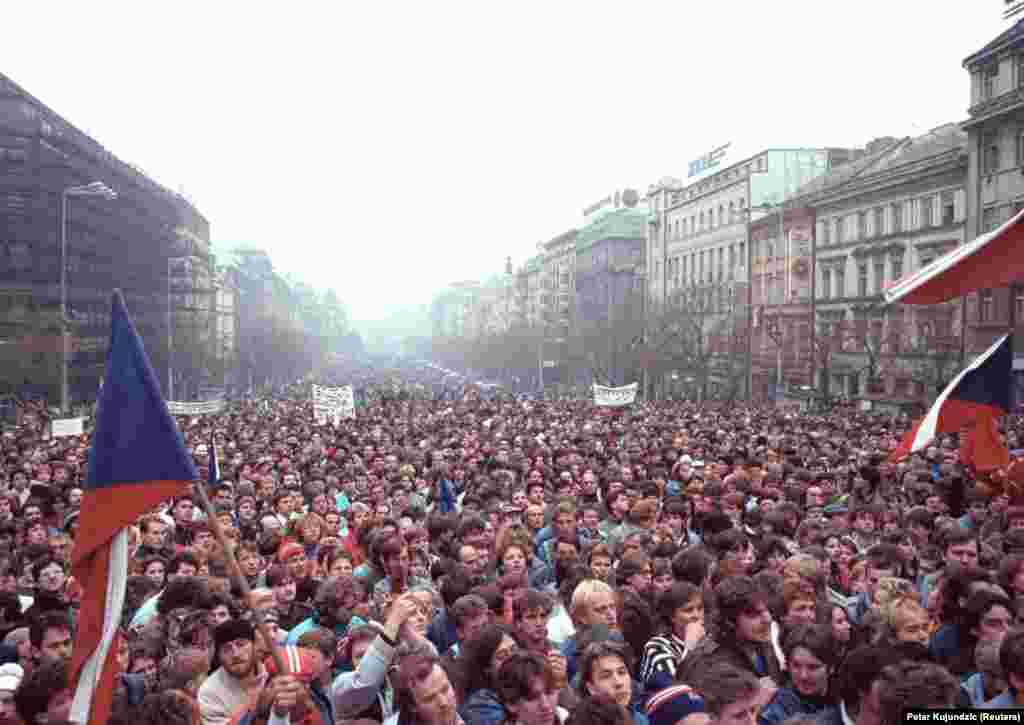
[189,466,287,675]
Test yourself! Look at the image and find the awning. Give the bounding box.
[884,208,1024,305]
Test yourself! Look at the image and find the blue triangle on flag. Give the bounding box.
[86,290,198,490]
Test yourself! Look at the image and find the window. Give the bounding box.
[983,206,999,232]
[1017,127,1024,167]
[835,217,844,244]
[858,263,869,297]
[835,267,845,298]
[980,288,994,322]
[699,211,704,229]
[1017,287,1024,323]
[729,201,735,224]
[822,269,832,299]
[858,211,868,239]
[821,220,831,244]
[984,129,1001,174]
[874,260,885,295]
[891,255,903,283]
[920,196,934,228]
[1018,55,1024,89]
[719,205,725,226]
[941,191,955,225]
[892,203,903,233]
[983,65,998,101]
[738,242,745,267]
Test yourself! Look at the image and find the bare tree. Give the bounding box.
[644,281,738,401]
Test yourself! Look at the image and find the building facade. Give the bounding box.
[963,20,1024,402]
[0,72,209,403]
[645,148,844,399]
[779,127,968,408]
[573,206,647,385]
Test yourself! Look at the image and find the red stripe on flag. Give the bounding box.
[960,412,1011,472]
[71,482,188,567]
[889,418,923,463]
[69,532,125,723]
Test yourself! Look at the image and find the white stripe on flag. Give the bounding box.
[70,529,129,723]
[911,333,1009,453]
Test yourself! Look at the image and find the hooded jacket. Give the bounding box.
[758,687,835,725]
[459,688,505,725]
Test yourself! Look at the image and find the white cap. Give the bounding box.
[0,663,23,692]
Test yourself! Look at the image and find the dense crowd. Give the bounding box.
[0,362,1022,725]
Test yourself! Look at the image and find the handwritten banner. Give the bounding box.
[593,382,639,407]
[313,385,355,424]
[166,399,226,416]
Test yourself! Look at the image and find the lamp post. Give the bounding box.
[767,316,784,398]
[60,181,117,414]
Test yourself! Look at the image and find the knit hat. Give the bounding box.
[0,663,23,693]
[278,541,305,563]
[214,618,255,652]
[264,646,322,683]
[646,684,705,725]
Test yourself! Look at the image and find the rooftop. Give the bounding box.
[964,16,1024,69]
[792,124,966,202]
[576,207,648,251]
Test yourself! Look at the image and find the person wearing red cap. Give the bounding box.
[229,645,333,725]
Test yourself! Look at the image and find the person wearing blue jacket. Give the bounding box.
[457,624,522,725]
[577,639,649,725]
[758,624,838,725]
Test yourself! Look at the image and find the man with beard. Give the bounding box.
[199,619,269,725]
[679,576,782,689]
[392,652,461,725]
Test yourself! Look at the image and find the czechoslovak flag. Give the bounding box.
[69,291,198,724]
[889,333,1012,470]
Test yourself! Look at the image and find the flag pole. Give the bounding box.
[191,478,287,674]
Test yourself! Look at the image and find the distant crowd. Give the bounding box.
[0,361,1020,725]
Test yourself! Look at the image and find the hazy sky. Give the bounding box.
[0,3,1010,321]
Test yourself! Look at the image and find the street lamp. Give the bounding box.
[767,315,784,397]
[61,181,117,414]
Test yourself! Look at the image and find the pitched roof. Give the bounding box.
[963,16,1024,69]
[792,140,907,199]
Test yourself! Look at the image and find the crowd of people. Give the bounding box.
[0,361,1020,725]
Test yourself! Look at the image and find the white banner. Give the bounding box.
[166,399,226,416]
[51,417,84,437]
[313,385,355,424]
[593,382,639,407]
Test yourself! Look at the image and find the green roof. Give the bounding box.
[576,207,648,251]
[523,255,544,273]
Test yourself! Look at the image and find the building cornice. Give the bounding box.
[799,151,966,209]
[965,88,1024,128]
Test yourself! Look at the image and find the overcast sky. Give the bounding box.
[0,3,1010,321]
